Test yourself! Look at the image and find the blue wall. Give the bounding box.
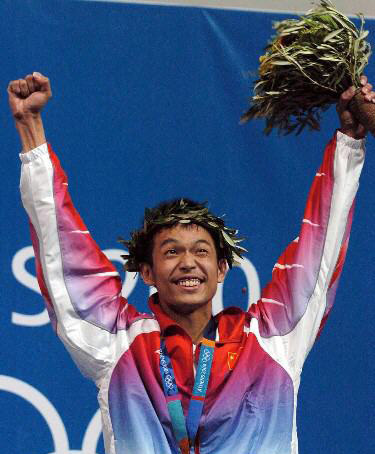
[1,1,374,453]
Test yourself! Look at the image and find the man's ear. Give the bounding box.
[140,263,155,286]
[217,259,227,283]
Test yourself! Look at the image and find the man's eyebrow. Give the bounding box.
[194,239,212,247]
[159,238,179,248]
[159,238,212,248]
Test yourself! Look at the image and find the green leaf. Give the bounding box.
[323,28,343,42]
[271,60,293,65]
[294,50,315,55]
[280,26,304,34]
[332,15,358,36]
[318,56,344,62]
[222,230,236,247]
[354,38,360,55]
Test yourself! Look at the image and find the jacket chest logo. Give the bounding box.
[227,352,239,370]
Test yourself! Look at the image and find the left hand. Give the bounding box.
[337,75,375,139]
[8,72,52,122]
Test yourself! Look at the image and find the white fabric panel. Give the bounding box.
[19,145,160,383]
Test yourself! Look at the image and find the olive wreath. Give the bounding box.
[118,199,247,272]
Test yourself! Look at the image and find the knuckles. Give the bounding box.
[7,74,52,119]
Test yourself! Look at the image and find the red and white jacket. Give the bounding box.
[20,131,365,454]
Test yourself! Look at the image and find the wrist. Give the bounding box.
[338,128,366,140]
[15,113,46,152]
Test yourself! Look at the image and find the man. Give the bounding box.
[8,72,374,454]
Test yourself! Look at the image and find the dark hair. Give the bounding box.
[146,203,226,267]
[118,198,246,272]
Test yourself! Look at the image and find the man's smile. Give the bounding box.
[177,278,201,287]
[172,275,206,288]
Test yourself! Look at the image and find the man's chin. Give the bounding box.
[163,296,212,315]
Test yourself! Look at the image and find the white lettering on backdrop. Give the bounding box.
[0,375,102,454]
[11,246,260,327]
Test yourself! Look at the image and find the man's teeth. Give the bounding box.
[178,279,201,287]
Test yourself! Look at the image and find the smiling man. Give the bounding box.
[125,199,230,344]
[9,72,374,454]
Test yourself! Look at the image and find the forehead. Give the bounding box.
[153,223,215,247]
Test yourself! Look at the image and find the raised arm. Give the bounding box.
[248,78,373,378]
[9,73,136,382]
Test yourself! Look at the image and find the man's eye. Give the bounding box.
[197,249,208,255]
[165,249,177,255]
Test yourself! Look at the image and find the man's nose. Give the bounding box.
[179,252,196,270]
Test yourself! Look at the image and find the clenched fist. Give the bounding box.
[8,72,52,121]
[337,75,375,139]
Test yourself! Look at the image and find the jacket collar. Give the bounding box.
[148,293,182,336]
[214,306,247,343]
[148,293,246,344]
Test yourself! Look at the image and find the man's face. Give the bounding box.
[141,224,226,313]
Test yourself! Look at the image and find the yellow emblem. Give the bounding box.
[227,352,238,371]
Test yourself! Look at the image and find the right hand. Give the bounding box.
[337,75,375,139]
[8,72,52,121]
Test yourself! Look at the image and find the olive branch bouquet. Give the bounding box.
[241,0,373,135]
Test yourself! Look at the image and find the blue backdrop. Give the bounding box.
[1,1,374,453]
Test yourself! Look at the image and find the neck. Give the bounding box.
[160,300,212,344]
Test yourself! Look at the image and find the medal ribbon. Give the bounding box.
[160,338,215,454]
